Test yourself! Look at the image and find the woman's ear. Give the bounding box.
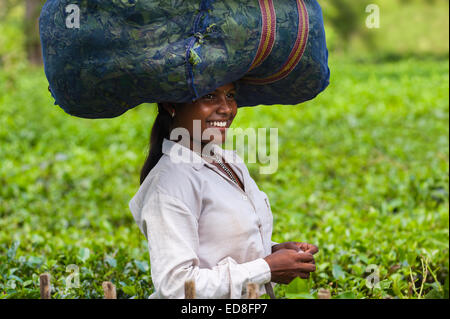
[160,102,176,117]
[160,102,171,114]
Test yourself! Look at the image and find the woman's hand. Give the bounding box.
[263,248,317,284]
[272,242,319,255]
[266,242,318,283]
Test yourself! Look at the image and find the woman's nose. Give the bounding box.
[217,96,233,115]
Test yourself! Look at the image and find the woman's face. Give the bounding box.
[167,83,238,146]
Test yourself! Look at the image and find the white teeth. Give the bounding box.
[209,121,227,127]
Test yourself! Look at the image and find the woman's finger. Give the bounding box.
[306,244,319,255]
[299,272,310,279]
[284,242,301,251]
[296,252,314,263]
[297,243,319,255]
[297,262,316,273]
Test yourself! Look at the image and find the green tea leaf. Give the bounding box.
[122,285,136,296]
[332,264,346,280]
[78,248,90,263]
[335,291,356,299]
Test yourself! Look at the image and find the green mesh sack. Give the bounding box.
[39,0,330,118]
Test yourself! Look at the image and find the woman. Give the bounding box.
[129,82,318,299]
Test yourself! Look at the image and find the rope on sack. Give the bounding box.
[186,0,216,99]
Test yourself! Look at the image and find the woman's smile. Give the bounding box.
[205,119,232,130]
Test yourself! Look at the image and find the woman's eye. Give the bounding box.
[203,94,215,100]
[227,92,236,99]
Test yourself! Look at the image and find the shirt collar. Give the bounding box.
[162,138,244,171]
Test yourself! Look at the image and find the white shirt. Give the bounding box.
[129,138,276,299]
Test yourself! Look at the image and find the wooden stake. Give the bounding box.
[40,273,51,299]
[184,280,196,299]
[102,281,117,299]
[246,283,259,299]
[318,288,331,299]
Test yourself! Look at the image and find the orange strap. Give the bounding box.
[243,0,309,85]
[247,0,277,72]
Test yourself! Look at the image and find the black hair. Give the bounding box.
[139,103,174,185]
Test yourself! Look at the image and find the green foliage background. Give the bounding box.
[0,0,449,299]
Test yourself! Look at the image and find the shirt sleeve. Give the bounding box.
[141,191,272,299]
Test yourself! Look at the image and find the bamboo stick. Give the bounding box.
[184,280,196,299]
[39,273,51,299]
[318,288,331,299]
[102,281,117,299]
[246,283,259,299]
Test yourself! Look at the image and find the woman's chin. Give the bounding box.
[200,132,226,145]
[201,137,224,145]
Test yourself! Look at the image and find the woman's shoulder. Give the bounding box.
[135,154,203,211]
[151,154,202,186]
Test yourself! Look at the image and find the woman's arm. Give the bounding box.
[141,191,271,299]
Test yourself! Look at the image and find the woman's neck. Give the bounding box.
[170,136,222,158]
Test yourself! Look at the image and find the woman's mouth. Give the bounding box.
[206,120,229,130]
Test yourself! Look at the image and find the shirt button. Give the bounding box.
[242,195,248,200]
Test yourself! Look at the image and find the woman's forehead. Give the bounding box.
[213,83,236,92]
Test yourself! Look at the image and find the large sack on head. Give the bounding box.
[39,0,330,119]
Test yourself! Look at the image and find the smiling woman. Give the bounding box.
[139,83,238,186]
[129,82,318,299]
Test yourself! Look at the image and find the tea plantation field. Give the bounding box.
[0,56,448,298]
